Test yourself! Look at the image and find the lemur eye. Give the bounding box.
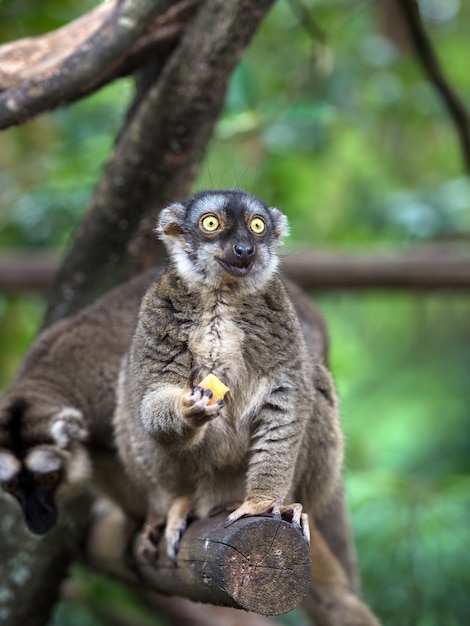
[38,471,61,488]
[250,216,266,234]
[200,214,220,233]
[2,478,18,494]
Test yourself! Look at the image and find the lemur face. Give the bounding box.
[158,189,289,293]
[0,396,90,535]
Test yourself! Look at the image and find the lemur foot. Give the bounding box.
[180,366,224,426]
[224,497,310,543]
[137,514,165,564]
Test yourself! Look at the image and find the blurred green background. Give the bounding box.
[1,1,469,625]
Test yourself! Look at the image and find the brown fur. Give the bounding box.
[0,269,158,523]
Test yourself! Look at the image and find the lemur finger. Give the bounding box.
[187,365,201,389]
[181,386,203,407]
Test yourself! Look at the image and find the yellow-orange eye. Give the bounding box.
[2,478,18,494]
[250,216,266,234]
[200,214,220,233]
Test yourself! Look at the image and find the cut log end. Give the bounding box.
[136,512,312,616]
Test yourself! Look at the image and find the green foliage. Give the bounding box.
[322,293,470,623]
[1,0,470,624]
[0,293,44,388]
[51,566,169,626]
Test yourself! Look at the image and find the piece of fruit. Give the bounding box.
[198,373,230,405]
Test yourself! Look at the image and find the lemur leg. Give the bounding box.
[165,495,195,564]
[302,519,382,626]
[138,510,166,563]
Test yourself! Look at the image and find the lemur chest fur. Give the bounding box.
[188,300,244,378]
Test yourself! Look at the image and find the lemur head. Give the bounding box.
[157,189,289,293]
[0,394,90,535]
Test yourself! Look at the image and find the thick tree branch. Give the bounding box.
[86,507,311,616]
[43,0,276,326]
[3,247,470,294]
[0,0,177,129]
[0,1,201,94]
[394,0,470,174]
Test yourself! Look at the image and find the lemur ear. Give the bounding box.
[157,203,186,239]
[270,207,290,240]
[51,407,87,448]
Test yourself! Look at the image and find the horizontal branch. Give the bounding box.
[87,508,311,616]
[2,246,470,293]
[0,253,58,292]
[280,246,470,290]
[0,0,200,128]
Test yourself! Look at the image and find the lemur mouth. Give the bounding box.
[216,257,254,277]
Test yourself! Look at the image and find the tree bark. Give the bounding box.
[0,1,201,95]
[0,0,179,129]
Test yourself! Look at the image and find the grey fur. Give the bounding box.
[115,190,381,625]
[115,189,343,543]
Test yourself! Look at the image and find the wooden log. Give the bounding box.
[144,512,311,615]
[89,508,311,616]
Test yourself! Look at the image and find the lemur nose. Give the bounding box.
[233,243,255,259]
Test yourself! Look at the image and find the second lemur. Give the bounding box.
[115,188,344,560]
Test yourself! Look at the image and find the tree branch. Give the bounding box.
[86,507,311,616]
[3,246,470,294]
[0,0,178,129]
[0,1,202,94]
[394,0,470,174]
[42,0,276,326]
[280,245,470,290]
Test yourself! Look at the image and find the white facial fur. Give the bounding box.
[25,447,63,474]
[157,190,289,295]
[0,451,21,482]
